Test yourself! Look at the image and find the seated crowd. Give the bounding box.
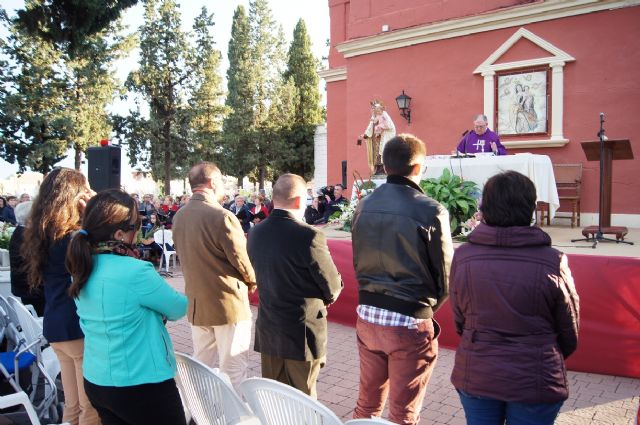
[5,133,579,425]
[0,193,31,225]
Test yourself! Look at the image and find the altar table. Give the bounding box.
[424,153,560,219]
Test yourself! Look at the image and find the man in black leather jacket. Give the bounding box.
[351,134,453,425]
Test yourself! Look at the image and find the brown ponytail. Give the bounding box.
[66,231,94,298]
[66,189,139,298]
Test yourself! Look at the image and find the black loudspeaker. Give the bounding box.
[341,160,347,188]
[87,145,121,192]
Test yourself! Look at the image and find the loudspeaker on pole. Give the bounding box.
[87,145,121,192]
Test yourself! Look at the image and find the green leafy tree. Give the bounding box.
[222,5,256,186]
[126,0,195,194]
[279,18,322,180]
[189,7,228,166]
[14,0,138,53]
[63,21,134,169]
[261,76,297,182]
[1,6,132,173]
[248,0,288,188]
[0,11,70,173]
[286,19,322,125]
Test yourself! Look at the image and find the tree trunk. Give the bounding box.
[237,176,242,189]
[74,145,82,170]
[258,166,265,190]
[164,121,172,195]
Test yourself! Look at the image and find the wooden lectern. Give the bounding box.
[579,139,633,240]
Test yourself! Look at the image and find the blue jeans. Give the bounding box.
[457,390,563,425]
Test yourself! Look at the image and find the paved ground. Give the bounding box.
[165,273,639,425]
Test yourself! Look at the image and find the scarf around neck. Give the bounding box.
[95,240,141,259]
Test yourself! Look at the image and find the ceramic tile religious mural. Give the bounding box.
[497,70,548,135]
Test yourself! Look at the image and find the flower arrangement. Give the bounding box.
[332,171,378,232]
[455,211,482,241]
[332,201,358,232]
[0,222,16,250]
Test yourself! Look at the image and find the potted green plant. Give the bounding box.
[420,168,479,235]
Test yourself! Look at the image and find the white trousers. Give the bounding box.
[191,320,252,390]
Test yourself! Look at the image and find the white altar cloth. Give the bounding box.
[424,153,559,218]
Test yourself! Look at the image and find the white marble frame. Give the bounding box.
[474,28,575,149]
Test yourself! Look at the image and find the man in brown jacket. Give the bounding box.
[172,162,256,389]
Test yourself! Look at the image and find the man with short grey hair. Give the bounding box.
[456,114,507,155]
[172,162,256,390]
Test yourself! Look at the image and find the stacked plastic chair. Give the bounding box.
[240,377,344,425]
[0,391,69,425]
[0,303,36,395]
[344,419,397,424]
[174,352,260,425]
[0,296,63,423]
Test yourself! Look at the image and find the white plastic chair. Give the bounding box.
[7,296,62,422]
[153,229,177,271]
[0,295,22,350]
[345,419,397,424]
[0,391,69,425]
[174,352,260,425]
[240,377,343,425]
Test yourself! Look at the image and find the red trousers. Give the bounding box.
[353,317,439,425]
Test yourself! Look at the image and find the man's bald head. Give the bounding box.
[272,174,307,209]
[188,162,221,190]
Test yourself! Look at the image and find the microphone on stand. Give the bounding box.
[598,112,608,140]
[461,130,469,156]
[452,130,469,158]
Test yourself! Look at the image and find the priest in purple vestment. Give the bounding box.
[456,114,507,156]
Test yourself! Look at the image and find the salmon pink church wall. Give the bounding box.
[325,2,640,215]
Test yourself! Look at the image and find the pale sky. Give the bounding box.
[0,0,330,179]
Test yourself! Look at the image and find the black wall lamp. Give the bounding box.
[395,90,412,124]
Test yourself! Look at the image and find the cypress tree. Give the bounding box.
[189,7,227,166]
[126,0,194,194]
[280,18,322,180]
[222,5,256,186]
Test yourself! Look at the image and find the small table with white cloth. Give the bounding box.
[423,153,560,219]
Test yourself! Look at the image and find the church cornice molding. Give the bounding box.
[503,139,570,149]
[335,0,640,58]
[318,67,347,82]
[474,28,575,74]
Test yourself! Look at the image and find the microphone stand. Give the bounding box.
[452,130,475,158]
[571,113,633,248]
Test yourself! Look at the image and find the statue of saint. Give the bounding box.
[358,100,396,175]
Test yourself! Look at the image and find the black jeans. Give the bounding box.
[84,378,186,425]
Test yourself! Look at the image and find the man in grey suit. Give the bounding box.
[247,174,343,398]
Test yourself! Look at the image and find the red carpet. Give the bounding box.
[251,239,640,378]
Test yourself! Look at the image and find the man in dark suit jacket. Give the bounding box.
[248,174,343,398]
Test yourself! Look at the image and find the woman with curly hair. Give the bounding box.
[23,167,99,425]
[66,189,187,425]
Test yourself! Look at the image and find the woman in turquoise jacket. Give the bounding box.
[66,189,188,425]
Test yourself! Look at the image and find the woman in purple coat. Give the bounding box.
[450,171,580,424]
